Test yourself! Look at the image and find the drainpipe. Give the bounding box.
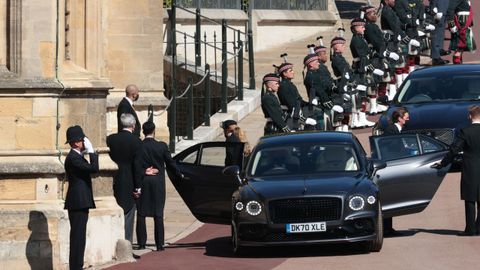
[55,0,67,199]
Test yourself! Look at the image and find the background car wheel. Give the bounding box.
[365,202,384,252]
[231,224,244,255]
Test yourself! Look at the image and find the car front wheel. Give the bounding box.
[364,201,383,252]
[231,223,244,255]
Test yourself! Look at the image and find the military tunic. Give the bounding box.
[303,69,331,109]
[261,91,287,134]
[350,33,370,75]
[365,20,387,57]
[278,78,308,115]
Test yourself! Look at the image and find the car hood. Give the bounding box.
[246,175,365,199]
[385,102,472,131]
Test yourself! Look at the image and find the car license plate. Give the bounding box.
[286,222,326,233]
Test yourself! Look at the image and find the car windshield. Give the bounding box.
[248,143,360,178]
[397,75,480,103]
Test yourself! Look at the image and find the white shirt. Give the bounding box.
[394,123,402,133]
[124,97,134,107]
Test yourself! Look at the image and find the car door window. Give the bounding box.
[421,136,446,153]
[375,135,420,161]
[180,150,198,164]
[200,146,228,167]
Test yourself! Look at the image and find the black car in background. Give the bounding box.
[374,64,480,145]
[168,132,450,254]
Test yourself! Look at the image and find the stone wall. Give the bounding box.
[0,0,167,269]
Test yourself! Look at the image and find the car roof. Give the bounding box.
[411,64,480,78]
[258,131,356,147]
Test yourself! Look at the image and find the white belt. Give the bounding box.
[265,117,273,122]
[352,57,360,62]
[383,30,394,35]
[457,11,470,16]
[280,105,288,110]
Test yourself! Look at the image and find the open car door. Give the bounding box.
[369,134,451,218]
[167,141,245,224]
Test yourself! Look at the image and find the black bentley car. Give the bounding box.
[374,64,480,145]
[168,132,450,254]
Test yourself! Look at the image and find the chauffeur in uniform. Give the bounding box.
[433,105,480,236]
[261,73,291,135]
[64,125,99,270]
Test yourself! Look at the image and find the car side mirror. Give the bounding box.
[222,165,245,186]
[377,95,390,106]
[368,159,387,177]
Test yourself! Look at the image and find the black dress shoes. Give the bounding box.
[132,253,141,259]
[156,245,165,251]
[137,245,146,250]
[440,49,450,56]
[432,58,449,66]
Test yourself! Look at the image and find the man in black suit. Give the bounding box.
[64,125,99,270]
[383,107,409,236]
[135,121,183,251]
[433,105,480,236]
[117,84,141,136]
[384,107,410,135]
[107,113,142,247]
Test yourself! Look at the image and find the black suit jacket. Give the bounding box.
[441,123,480,201]
[134,138,182,216]
[107,130,142,211]
[383,123,401,135]
[64,150,99,210]
[117,98,141,136]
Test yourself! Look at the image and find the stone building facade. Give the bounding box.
[0,0,166,269]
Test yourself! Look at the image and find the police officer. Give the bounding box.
[361,5,400,111]
[261,73,291,135]
[277,59,318,130]
[446,0,476,64]
[350,18,381,125]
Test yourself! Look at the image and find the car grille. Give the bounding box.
[268,197,342,224]
[404,128,455,145]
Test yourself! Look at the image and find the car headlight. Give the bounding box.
[235,202,244,211]
[349,196,365,211]
[246,201,262,216]
[367,196,376,205]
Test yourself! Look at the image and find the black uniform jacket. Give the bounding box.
[350,34,370,74]
[261,91,287,129]
[117,98,141,136]
[381,4,407,41]
[304,69,330,105]
[134,138,182,217]
[278,78,308,113]
[446,0,470,22]
[107,130,142,211]
[64,150,99,210]
[441,123,480,201]
[365,21,387,57]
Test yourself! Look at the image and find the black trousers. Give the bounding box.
[124,204,136,243]
[136,214,164,248]
[68,209,89,270]
[464,200,480,233]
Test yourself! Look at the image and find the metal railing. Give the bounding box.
[163,0,255,152]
